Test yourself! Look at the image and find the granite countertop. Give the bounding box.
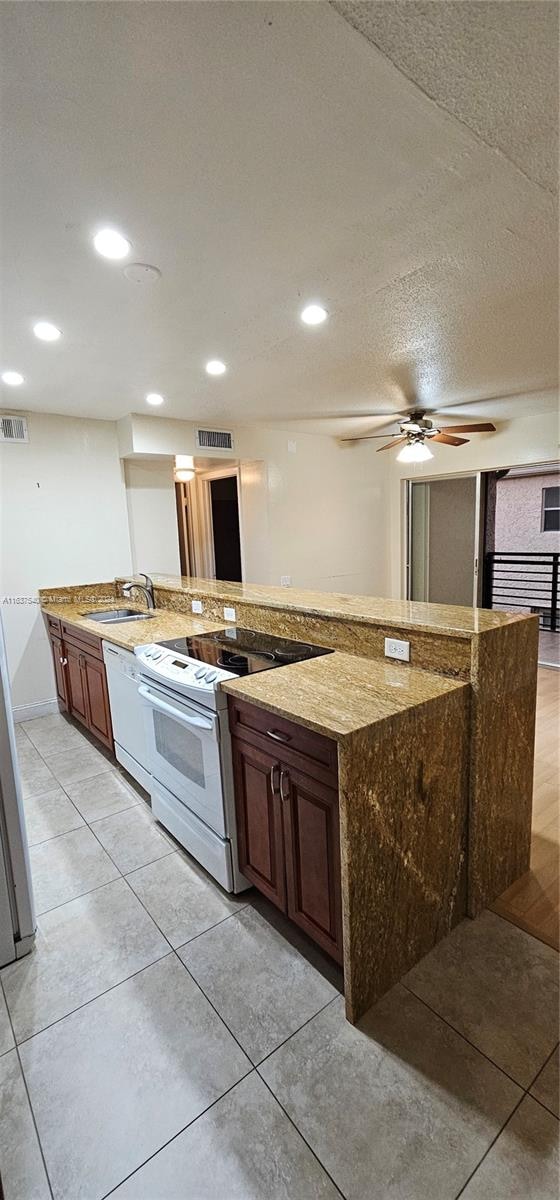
[221,651,469,741]
[41,597,467,740]
[136,573,525,639]
[40,599,226,651]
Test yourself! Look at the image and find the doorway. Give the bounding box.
[209,475,242,582]
[407,475,483,606]
[176,465,244,583]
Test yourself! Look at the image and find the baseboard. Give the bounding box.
[12,698,60,723]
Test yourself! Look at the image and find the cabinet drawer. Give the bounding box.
[44,613,61,635]
[228,697,338,786]
[61,621,103,660]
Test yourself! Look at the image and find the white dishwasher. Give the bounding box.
[102,642,151,791]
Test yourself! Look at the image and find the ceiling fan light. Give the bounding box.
[397,440,434,464]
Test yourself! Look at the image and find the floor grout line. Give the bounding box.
[255,992,341,1070]
[256,1071,347,1200]
[11,949,174,1050]
[171,904,250,950]
[452,1091,527,1200]
[401,981,543,1093]
[0,975,55,1200]
[33,872,124,919]
[99,1065,257,1200]
[16,715,559,1199]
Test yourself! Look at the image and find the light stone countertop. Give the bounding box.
[140,573,525,639]
[39,599,227,651]
[40,599,465,740]
[221,650,468,740]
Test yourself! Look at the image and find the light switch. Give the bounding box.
[224,606,236,621]
[192,600,203,614]
[384,637,410,662]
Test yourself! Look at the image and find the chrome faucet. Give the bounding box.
[122,573,156,610]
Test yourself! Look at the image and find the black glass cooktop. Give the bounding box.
[157,627,334,676]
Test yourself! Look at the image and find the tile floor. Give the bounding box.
[1,711,559,1200]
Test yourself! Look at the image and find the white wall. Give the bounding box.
[0,413,132,715]
[124,459,181,576]
[235,425,389,595]
[386,404,560,597]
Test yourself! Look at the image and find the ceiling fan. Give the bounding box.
[342,410,496,462]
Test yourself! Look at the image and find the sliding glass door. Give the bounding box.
[406,474,484,606]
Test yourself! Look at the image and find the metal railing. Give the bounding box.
[484,551,559,631]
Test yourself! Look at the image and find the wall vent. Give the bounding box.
[195,428,234,452]
[0,414,28,443]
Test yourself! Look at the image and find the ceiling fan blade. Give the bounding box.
[376,437,407,452]
[438,422,496,434]
[431,432,470,446]
[341,429,403,443]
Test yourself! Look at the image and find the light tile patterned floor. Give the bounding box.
[1,712,558,1200]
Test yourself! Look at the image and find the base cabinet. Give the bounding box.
[232,740,287,911]
[43,616,113,752]
[65,643,89,727]
[49,632,69,711]
[282,765,342,963]
[229,698,343,964]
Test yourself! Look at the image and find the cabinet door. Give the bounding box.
[49,634,68,711]
[232,738,286,911]
[281,764,343,964]
[65,644,88,727]
[82,653,114,751]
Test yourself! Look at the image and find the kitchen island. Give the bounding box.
[40,577,538,1022]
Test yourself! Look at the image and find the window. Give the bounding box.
[541,486,560,532]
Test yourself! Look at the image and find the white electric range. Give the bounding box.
[135,628,332,893]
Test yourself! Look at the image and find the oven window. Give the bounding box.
[154,710,205,789]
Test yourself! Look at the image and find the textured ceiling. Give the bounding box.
[0,1,558,433]
[331,0,559,194]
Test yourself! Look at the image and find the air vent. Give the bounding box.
[195,428,234,452]
[0,414,28,443]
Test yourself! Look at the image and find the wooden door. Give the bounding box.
[232,737,286,911]
[65,643,88,727]
[281,763,343,964]
[49,633,68,711]
[82,652,113,751]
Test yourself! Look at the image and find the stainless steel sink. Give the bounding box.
[82,608,156,623]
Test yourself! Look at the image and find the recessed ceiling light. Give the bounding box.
[300,303,328,326]
[93,228,131,260]
[33,321,61,342]
[205,359,227,376]
[1,370,24,386]
[146,392,164,406]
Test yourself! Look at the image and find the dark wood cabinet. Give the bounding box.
[282,764,342,962]
[49,632,69,711]
[82,652,113,749]
[43,616,113,752]
[229,697,343,964]
[232,739,286,910]
[65,643,89,727]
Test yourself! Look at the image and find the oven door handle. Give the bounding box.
[138,684,214,731]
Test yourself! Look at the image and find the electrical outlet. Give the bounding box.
[192,600,203,615]
[280,575,291,587]
[224,606,236,621]
[287,440,297,454]
[384,636,410,662]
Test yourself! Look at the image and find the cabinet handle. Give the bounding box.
[270,763,280,797]
[279,769,289,803]
[266,729,291,744]
[60,657,68,666]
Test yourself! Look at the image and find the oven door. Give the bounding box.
[139,681,226,836]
